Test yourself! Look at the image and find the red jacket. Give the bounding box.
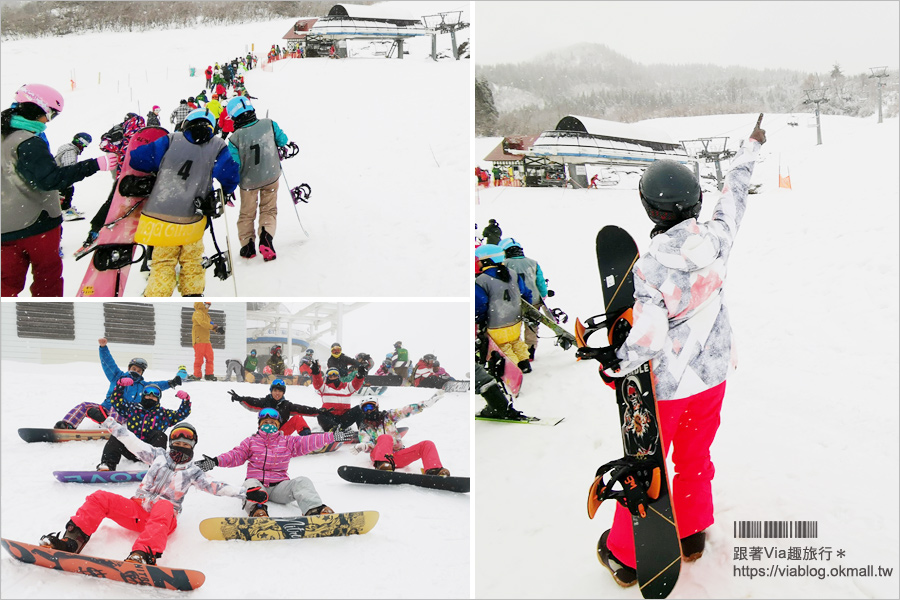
[219,107,234,133]
[312,372,363,413]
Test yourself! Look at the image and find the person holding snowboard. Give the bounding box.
[500,237,551,361]
[189,302,222,381]
[311,360,366,432]
[582,116,767,585]
[228,378,324,436]
[225,96,291,262]
[1,85,116,297]
[54,337,180,430]
[40,419,266,565]
[89,381,191,471]
[130,108,240,297]
[475,243,534,373]
[194,408,355,518]
[353,392,450,476]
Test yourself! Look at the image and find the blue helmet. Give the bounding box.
[499,237,522,251]
[226,96,254,119]
[475,244,505,266]
[183,108,215,144]
[184,108,215,127]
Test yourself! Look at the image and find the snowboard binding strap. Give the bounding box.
[290,183,312,204]
[278,142,300,161]
[587,457,661,519]
[90,243,146,271]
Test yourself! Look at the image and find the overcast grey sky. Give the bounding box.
[474,1,899,75]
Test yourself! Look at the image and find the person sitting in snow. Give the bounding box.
[228,378,323,436]
[311,361,366,432]
[353,392,450,476]
[40,420,265,565]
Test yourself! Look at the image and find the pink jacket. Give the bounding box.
[216,430,334,487]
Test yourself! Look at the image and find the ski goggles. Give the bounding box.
[142,385,162,399]
[361,401,378,413]
[170,426,197,446]
[258,408,280,421]
[270,379,286,392]
[325,369,340,379]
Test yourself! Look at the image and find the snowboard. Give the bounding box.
[475,415,565,426]
[361,375,404,386]
[18,428,109,443]
[520,297,577,350]
[337,465,470,493]
[355,385,388,396]
[1,538,205,591]
[308,441,343,455]
[486,337,523,396]
[198,510,378,541]
[76,126,168,297]
[442,380,470,392]
[53,470,147,483]
[581,225,681,599]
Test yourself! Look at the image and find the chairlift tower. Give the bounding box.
[423,11,469,61]
[803,88,829,145]
[868,66,890,124]
[680,138,734,191]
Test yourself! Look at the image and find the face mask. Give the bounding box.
[141,397,159,410]
[169,446,194,464]
[260,423,278,434]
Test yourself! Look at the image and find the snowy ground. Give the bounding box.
[472,113,900,598]
[0,1,470,297]
[0,360,470,599]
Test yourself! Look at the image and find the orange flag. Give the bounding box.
[779,157,792,190]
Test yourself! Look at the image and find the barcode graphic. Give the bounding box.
[734,521,818,538]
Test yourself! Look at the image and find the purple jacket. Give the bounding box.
[216,431,334,487]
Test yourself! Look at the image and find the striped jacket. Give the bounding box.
[312,372,364,413]
[609,140,761,401]
[216,430,335,487]
[105,418,245,515]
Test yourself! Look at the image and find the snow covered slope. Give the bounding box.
[0,3,470,297]
[473,113,899,599]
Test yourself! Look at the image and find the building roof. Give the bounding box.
[283,18,318,39]
[483,135,541,162]
[555,115,678,147]
[326,3,421,26]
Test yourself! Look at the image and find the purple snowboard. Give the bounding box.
[53,470,147,483]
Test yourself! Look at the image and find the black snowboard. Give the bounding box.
[589,225,681,599]
[362,375,404,386]
[337,465,469,493]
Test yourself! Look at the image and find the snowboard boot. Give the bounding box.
[681,530,706,562]
[125,549,158,565]
[204,374,217,381]
[40,520,90,554]
[424,467,451,477]
[528,346,536,361]
[96,463,112,471]
[475,405,503,419]
[504,405,528,421]
[249,504,269,517]
[516,359,532,374]
[239,239,256,259]
[374,455,395,472]
[258,228,276,262]
[54,420,75,430]
[304,505,334,516]
[597,529,637,587]
[186,374,202,381]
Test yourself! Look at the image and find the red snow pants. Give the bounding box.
[1,226,63,297]
[72,490,178,556]
[607,380,726,568]
[193,343,214,377]
[280,415,311,436]
[371,435,443,470]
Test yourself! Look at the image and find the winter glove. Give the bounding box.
[168,375,182,387]
[117,377,134,387]
[216,325,225,335]
[86,405,109,423]
[332,428,357,443]
[356,366,368,379]
[420,390,444,408]
[245,486,269,504]
[351,443,368,455]
[95,153,119,171]
[546,289,555,297]
[750,113,766,145]
[319,407,335,415]
[176,390,190,401]
[194,454,218,472]
[310,360,320,375]
[228,390,242,402]
[225,192,236,207]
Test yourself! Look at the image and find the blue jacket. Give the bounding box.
[99,345,172,411]
[475,266,532,326]
[130,135,240,195]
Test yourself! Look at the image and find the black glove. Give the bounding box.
[310,360,320,375]
[319,407,335,415]
[356,366,367,379]
[168,375,182,387]
[86,405,109,423]
[194,454,218,472]
[245,486,268,504]
[215,325,225,335]
[487,350,505,380]
[228,390,242,402]
[546,289,555,297]
[575,345,621,371]
[225,192,236,207]
[332,428,357,443]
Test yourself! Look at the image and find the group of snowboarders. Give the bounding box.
[37,340,453,567]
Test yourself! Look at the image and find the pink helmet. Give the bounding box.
[14,84,64,118]
[152,105,160,112]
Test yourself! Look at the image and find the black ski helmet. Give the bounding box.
[638,160,702,233]
[168,422,198,463]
